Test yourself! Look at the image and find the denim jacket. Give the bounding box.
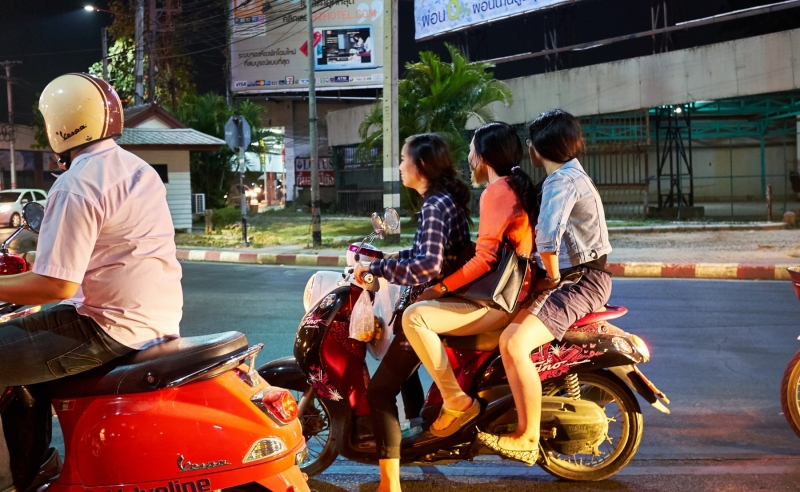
[535,159,612,270]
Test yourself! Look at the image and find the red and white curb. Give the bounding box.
[177,250,796,281]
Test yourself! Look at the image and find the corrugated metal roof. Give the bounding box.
[117,128,225,147]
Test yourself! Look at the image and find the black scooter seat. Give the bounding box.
[49,332,248,398]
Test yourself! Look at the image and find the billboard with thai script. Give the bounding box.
[230,0,384,93]
[414,0,580,40]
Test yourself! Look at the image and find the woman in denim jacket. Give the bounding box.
[478,109,613,465]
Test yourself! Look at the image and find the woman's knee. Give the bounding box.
[402,303,428,335]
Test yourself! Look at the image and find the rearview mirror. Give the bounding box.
[383,208,400,232]
[22,202,44,234]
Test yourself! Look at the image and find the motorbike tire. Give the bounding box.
[538,371,643,482]
[780,349,800,439]
[284,382,339,477]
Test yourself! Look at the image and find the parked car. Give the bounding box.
[0,189,48,227]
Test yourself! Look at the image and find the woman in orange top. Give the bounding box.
[404,121,539,436]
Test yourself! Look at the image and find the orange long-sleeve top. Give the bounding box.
[441,177,534,302]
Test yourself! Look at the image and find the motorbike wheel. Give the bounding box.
[538,371,643,481]
[285,383,339,477]
[780,349,800,439]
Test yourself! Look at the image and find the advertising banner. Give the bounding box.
[231,0,384,93]
[295,157,335,187]
[414,0,580,40]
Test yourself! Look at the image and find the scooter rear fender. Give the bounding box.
[608,365,670,414]
[52,370,308,489]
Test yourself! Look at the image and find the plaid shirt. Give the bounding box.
[370,191,471,287]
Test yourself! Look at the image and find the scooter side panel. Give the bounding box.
[53,371,304,486]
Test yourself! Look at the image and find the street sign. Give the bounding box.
[224,116,251,152]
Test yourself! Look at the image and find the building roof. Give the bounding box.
[117,128,225,150]
[124,104,185,129]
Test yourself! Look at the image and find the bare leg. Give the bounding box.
[377,458,402,492]
[497,312,554,452]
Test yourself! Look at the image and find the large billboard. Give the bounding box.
[231,0,384,93]
[414,0,580,40]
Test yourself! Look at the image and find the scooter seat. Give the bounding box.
[49,331,249,398]
[441,329,504,352]
[568,305,627,329]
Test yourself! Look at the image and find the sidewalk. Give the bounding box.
[176,223,800,281]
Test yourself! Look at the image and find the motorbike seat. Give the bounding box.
[568,305,627,330]
[49,331,249,399]
[440,305,628,352]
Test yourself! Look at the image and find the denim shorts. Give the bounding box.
[525,266,612,341]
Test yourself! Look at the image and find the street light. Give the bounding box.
[84,6,113,81]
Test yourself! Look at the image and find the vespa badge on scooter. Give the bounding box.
[0,203,311,492]
[259,208,671,482]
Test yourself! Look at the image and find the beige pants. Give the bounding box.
[402,297,515,401]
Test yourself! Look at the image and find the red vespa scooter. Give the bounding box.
[0,203,310,492]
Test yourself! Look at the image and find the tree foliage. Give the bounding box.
[357,44,512,165]
[173,93,280,209]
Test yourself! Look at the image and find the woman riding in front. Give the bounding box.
[477,109,613,465]
[403,121,538,437]
[353,133,472,492]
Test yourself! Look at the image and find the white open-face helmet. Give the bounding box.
[38,73,123,155]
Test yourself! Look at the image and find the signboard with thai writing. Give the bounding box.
[230,0,384,93]
[414,0,580,40]
[295,157,335,187]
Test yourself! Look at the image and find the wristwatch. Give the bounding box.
[439,283,449,293]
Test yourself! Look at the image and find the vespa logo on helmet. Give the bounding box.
[56,124,87,141]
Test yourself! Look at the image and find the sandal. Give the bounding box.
[429,398,481,437]
[477,431,539,466]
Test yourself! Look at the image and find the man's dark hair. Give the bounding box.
[527,109,584,163]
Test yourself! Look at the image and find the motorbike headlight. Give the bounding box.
[303,274,315,312]
[612,336,633,355]
[0,205,10,213]
[630,335,650,361]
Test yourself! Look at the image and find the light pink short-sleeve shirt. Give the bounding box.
[33,139,183,349]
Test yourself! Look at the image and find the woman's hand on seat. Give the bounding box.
[416,285,444,302]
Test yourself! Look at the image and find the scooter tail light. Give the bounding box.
[261,388,299,423]
[630,335,650,360]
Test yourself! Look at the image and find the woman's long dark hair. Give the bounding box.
[472,122,538,225]
[404,133,472,221]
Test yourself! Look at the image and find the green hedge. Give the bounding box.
[211,207,246,228]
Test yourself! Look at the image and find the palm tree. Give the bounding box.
[357,44,512,165]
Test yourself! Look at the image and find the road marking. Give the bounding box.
[320,460,800,477]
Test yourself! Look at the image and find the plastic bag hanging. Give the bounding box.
[349,288,375,342]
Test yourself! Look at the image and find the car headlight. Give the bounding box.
[0,205,10,213]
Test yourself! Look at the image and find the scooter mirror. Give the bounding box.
[371,213,385,235]
[22,202,44,234]
[383,208,400,232]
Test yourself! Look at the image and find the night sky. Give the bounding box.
[1,0,798,127]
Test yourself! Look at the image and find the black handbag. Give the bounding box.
[451,240,529,313]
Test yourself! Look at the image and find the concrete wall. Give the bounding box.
[127,149,192,231]
[325,28,800,146]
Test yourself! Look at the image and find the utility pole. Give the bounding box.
[307,0,321,247]
[134,0,145,106]
[101,27,108,81]
[1,61,21,190]
[382,0,400,218]
[148,0,156,104]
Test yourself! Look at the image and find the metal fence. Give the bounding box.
[333,146,383,214]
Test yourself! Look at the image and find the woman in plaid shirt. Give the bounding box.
[354,133,472,492]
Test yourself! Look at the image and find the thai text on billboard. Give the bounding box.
[230,0,385,93]
[414,0,580,40]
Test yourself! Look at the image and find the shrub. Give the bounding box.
[211,207,245,229]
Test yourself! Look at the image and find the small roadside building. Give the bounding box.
[119,105,225,231]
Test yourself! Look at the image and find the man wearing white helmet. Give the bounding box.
[0,74,183,491]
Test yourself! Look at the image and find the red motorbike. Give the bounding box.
[780,266,800,438]
[0,203,310,492]
[260,209,670,482]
